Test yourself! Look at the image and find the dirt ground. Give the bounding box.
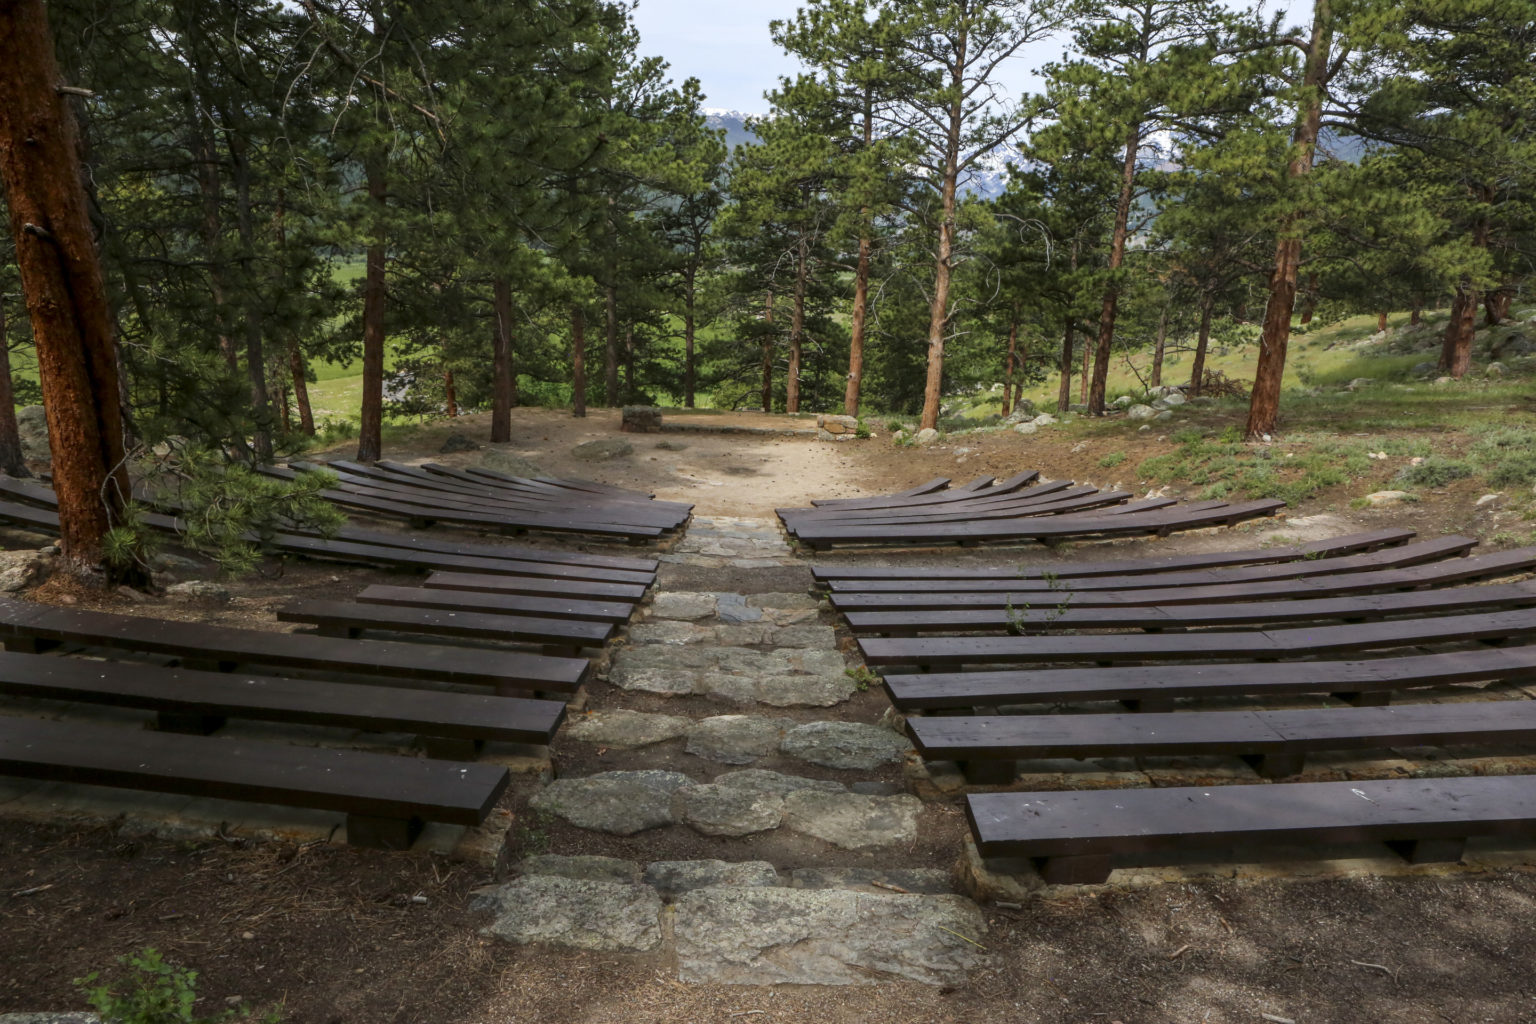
[3,406,1535,1022]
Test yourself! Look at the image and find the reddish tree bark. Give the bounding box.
[1088,125,1141,415]
[571,307,586,418]
[1002,314,1018,416]
[761,290,773,412]
[356,150,387,462]
[918,22,969,432]
[1188,292,1216,397]
[1485,285,1512,326]
[0,298,28,476]
[444,366,457,418]
[1150,306,1169,388]
[603,282,618,407]
[491,275,515,441]
[1439,285,1476,378]
[0,0,131,568]
[1410,297,1423,326]
[845,85,874,418]
[288,341,315,435]
[683,267,697,408]
[1080,332,1090,404]
[1057,318,1075,414]
[1298,273,1320,325]
[624,325,635,399]
[1376,311,1388,332]
[1246,0,1331,440]
[787,237,807,413]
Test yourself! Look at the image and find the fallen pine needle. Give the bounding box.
[871,880,912,894]
[1259,1014,1296,1024]
[1350,959,1398,984]
[939,926,988,951]
[1167,944,1193,960]
[728,1013,766,1019]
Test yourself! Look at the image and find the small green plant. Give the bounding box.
[854,419,872,440]
[514,809,556,855]
[76,948,279,1023]
[1098,451,1127,469]
[884,420,904,433]
[844,665,880,691]
[1473,428,1536,487]
[1395,456,1476,489]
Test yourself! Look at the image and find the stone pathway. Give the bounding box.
[474,516,988,985]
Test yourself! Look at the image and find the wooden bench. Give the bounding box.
[910,700,1536,782]
[843,580,1536,635]
[805,472,1038,510]
[0,715,510,849]
[0,597,587,697]
[881,645,1536,712]
[421,570,648,603]
[355,584,634,624]
[860,609,1536,669]
[269,534,657,586]
[0,650,565,757]
[276,599,615,653]
[966,775,1536,884]
[810,528,1416,584]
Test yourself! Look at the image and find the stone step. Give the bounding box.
[605,644,857,706]
[528,768,921,848]
[645,590,822,626]
[473,855,985,985]
[661,516,796,568]
[566,710,912,770]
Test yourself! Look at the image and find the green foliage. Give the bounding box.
[844,665,880,691]
[1139,433,1383,506]
[76,947,279,1023]
[1395,456,1476,488]
[1472,428,1536,487]
[1097,451,1127,468]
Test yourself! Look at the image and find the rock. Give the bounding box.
[474,876,662,952]
[150,552,203,572]
[477,446,543,478]
[1151,399,1170,411]
[1013,422,1038,435]
[1412,361,1437,377]
[956,835,1044,902]
[115,585,149,604]
[714,769,845,798]
[648,591,717,620]
[913,428,940,446]
[519,854,642,884]
[747,592,820,610]
[1126,404,1158,422]
[782,791,922,849]
[751,673,859,707]
[0,552,47,593]
[439,433,479,453]
[572,438,633,461]
[16,405,48,459]
[628,620,712,645]
[1001,400,1036,424]
[673,887,987,985]
[817,414,860,442]
[1030,413,1058,427]
[768,624,837,649]
[0,1015,100,1024]
[788,867,955,894]
[674,783,785,837]
[1363,490,1411,506]
[714,594,763,623]
[606,645,710,695]
[1476,493,1503,508]
[892,430,911,444]
[1433,376,1455,386]
[564,710,691,749]
[164,580,232,604]
[685,715,795,764]
[1155,409,1173,420]
[1486,362,1506,377]
[643,859,779,896]
[1345,377,1375,391]
[529,770,693,835]
[621,406,663,433]
[654,439,688,451]
[779,721,912,770]
[1113,395,1134,406]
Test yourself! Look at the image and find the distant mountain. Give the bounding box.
[702,108,760,152]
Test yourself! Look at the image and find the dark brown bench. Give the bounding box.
[782,477,1072,523]
[276,599,615,653]
[805,472,1039,510]
[355,584,634,624]
[0,650,565,757]
[0,715,510,849]
[270,534,656,586]
[966,775,1536,884]
[843,580,1536,635]
[911,700,1536,782]
[421,570,649,603]
[882,645,1536,712]
[810,528,1416,584]
[0,597,587,696]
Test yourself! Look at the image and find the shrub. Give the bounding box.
[77,947,280,1023]
[1395,457,1476,489]
[1473,428,1536,486]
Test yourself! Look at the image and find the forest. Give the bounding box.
[0,0,1532,571]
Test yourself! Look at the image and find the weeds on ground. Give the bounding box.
[844,665,880,691]
[77,948,280,1023]
[1396,456,1476,488]
[1472,427,1536,487]
[1098,451,1127,468]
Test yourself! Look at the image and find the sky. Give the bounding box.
[627,0,1069,115]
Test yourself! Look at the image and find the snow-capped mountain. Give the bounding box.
[702,108,760,152]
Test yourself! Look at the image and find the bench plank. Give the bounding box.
[355,584,633,624]
[276,599,614,647]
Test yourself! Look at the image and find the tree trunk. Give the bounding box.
[356,150,387,462]
[624,325,635,400]
[845,86,873,418]
[1189,291,1215,396]
[1410,296,1423,326]
[1298,273,1319,324]
[1088,124,1142,415]
[1376,311,1388,333]
[0,299,28,476]
[1150,305,1169,387]
[603,282,618,407]
[1002,314,1018,416]
[288,341,315,435]
[1057,318,1074,413]
[788,236,807,413]
[0,0,131,569]
[230,137,271,463]
[195,127,236,374]
[444,366,457,418]
[1245,0,1331,440]
[1080,333,1090,404]
[761,290,773,412]
[1439,283,1477,378]
[919,26,967,431]
[683,268,696,408]
[491,275,514,442]
[1485,285,1512,326]
[571,307,587,418]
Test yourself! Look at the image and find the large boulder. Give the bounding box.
[16,406,48,459]
[572,438,634,461]
[439,433,479,453]
[621,406,663,433]
[817,414,860,442]
[1126,404,1159,422]
[912,428,940,446]
[477,446,543,478]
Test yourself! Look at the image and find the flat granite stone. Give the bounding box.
[715,601,765,624]
[475,876,662,952]
[769,624,839,649]
[780,721,913,770]
[685,715,796,764]
[0,1016,100,1024]
[782,791,922,849]
[674,783,785,837]
[606,646,708,695]
[752,673,859,707]
[747,593,820,610]
[673,887,987,985]
[520,854,643,884]
[788,867,955,895]
[564,710,691,749]
[643,859,780,896]
[628,620,714,646]
[529,771,693,835]
[714,769,845,798]
[648,591,718,621]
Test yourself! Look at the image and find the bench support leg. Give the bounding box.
[1240,752,1306,779]
[1386,837,1466,864]
[959,758,1017,785]
[1033,854,1113,885]
[419,735,485,761]
[346,813,424,850]
[3,637,60,654]
[1332,690,1390,707]
[1122,698,1175,714]
[156,711,227,735]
